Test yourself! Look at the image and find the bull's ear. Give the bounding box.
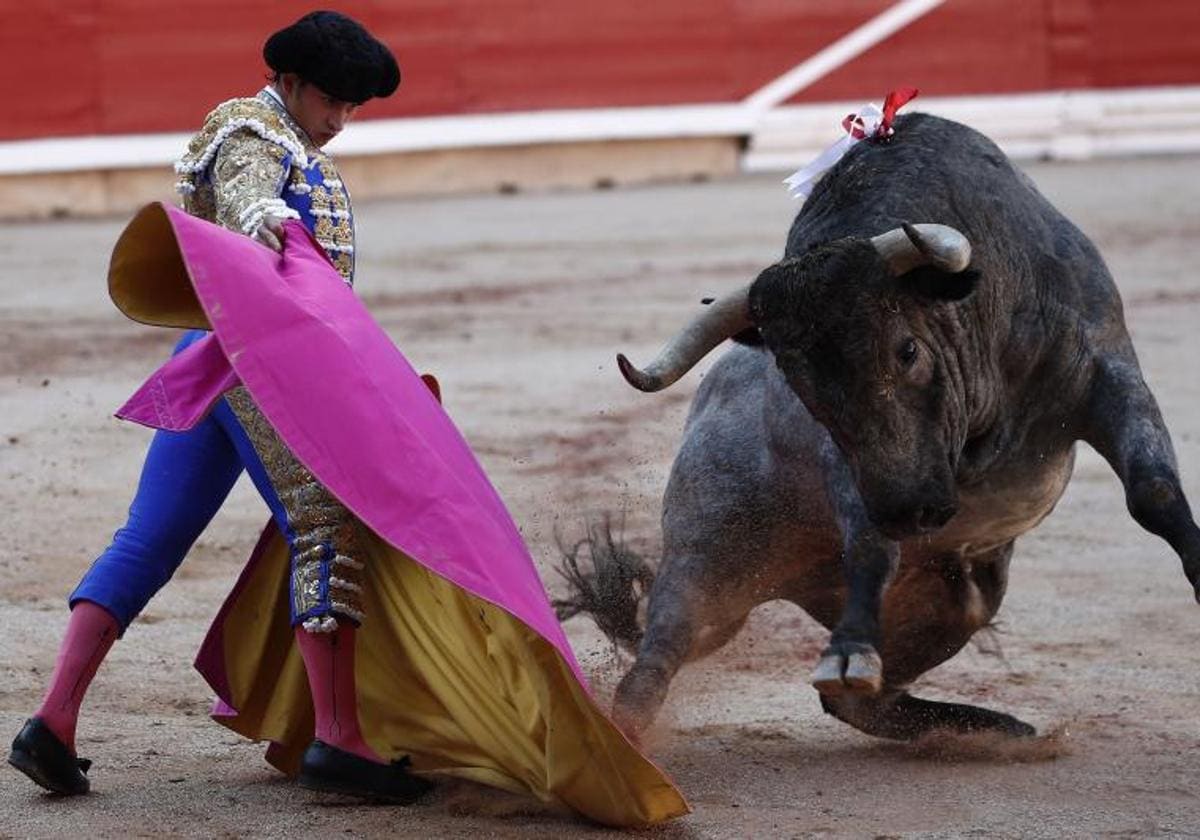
[900,265,981,302]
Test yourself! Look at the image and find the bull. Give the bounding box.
[563,113,1200,740]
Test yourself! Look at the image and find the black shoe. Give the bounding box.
[8,718,91,795]
[298,740,433,804]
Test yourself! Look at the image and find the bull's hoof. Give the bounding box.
[612,667,668,740]
[612,706,646,746]
[811,648,883,696]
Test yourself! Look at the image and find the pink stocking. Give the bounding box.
[295,623,382,763]
[34,600,120,754]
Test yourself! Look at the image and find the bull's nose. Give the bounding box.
[870,497,957,540]
[918,503,957,530]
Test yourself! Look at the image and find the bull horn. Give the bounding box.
[870,223,972,276]
[617,285,751,392]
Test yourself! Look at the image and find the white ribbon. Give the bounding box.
[783,102,884,201]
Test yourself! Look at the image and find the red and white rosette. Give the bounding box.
[783,87,919,200]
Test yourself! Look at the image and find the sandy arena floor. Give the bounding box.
[1,155,1199,838]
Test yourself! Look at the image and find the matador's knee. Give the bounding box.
[288,487,367,632]
[225,387,369,632]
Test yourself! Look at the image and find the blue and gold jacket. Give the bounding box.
[173,89,355,283]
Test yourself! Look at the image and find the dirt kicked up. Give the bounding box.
[2,156,1199,838]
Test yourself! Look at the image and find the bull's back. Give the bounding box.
[663,345,838,565]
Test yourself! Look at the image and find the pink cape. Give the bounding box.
[107,203,687,826]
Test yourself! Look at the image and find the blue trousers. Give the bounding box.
[70,331,291,633]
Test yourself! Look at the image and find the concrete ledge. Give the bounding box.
[0,136,740,221]
[0,168,176,220]
[338,136,739,200]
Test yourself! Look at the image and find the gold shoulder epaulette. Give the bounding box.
[173,97,308,195]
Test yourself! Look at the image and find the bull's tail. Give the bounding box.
[552,515,655,653]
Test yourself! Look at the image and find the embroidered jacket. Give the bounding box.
[174,90,355,283]
[173,91,365,630]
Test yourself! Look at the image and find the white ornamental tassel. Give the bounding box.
[783,103,884,201]
[783,87,918,201]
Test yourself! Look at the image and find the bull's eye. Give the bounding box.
[898,337,918,368]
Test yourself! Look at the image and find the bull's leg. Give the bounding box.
[1084,356,1200,599]
[612,559,753,737]
[811,533,898,695]
[820,692,1034,740]
[820,544,1033,739]
[812,445,899,696]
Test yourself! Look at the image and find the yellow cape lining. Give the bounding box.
[213,527,689,827]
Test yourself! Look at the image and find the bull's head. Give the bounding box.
[618,224,979,539]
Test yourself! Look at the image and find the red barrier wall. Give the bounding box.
[3,0,1198,142]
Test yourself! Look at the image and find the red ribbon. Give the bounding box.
[880,86,919,134]
[842,86,919,141]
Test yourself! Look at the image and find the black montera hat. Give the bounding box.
[263,11,400,103]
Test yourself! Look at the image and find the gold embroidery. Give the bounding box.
[176,97,307,231]
[317,159,340,183]
[224,387,366,626]
[310,183,330,208]
[211,134,290,234]
[314,216,335,242]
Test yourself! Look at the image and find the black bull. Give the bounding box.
[560,113,1200,740]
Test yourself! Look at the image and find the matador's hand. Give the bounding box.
[253,215,287,252]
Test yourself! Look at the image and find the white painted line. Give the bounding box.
[326,104,757,156]
[4,84,1200,177]
[741,0,946,112]
[0,132,194,175]
[0,104,759,175]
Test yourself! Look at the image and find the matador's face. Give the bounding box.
[278,73,361,148]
